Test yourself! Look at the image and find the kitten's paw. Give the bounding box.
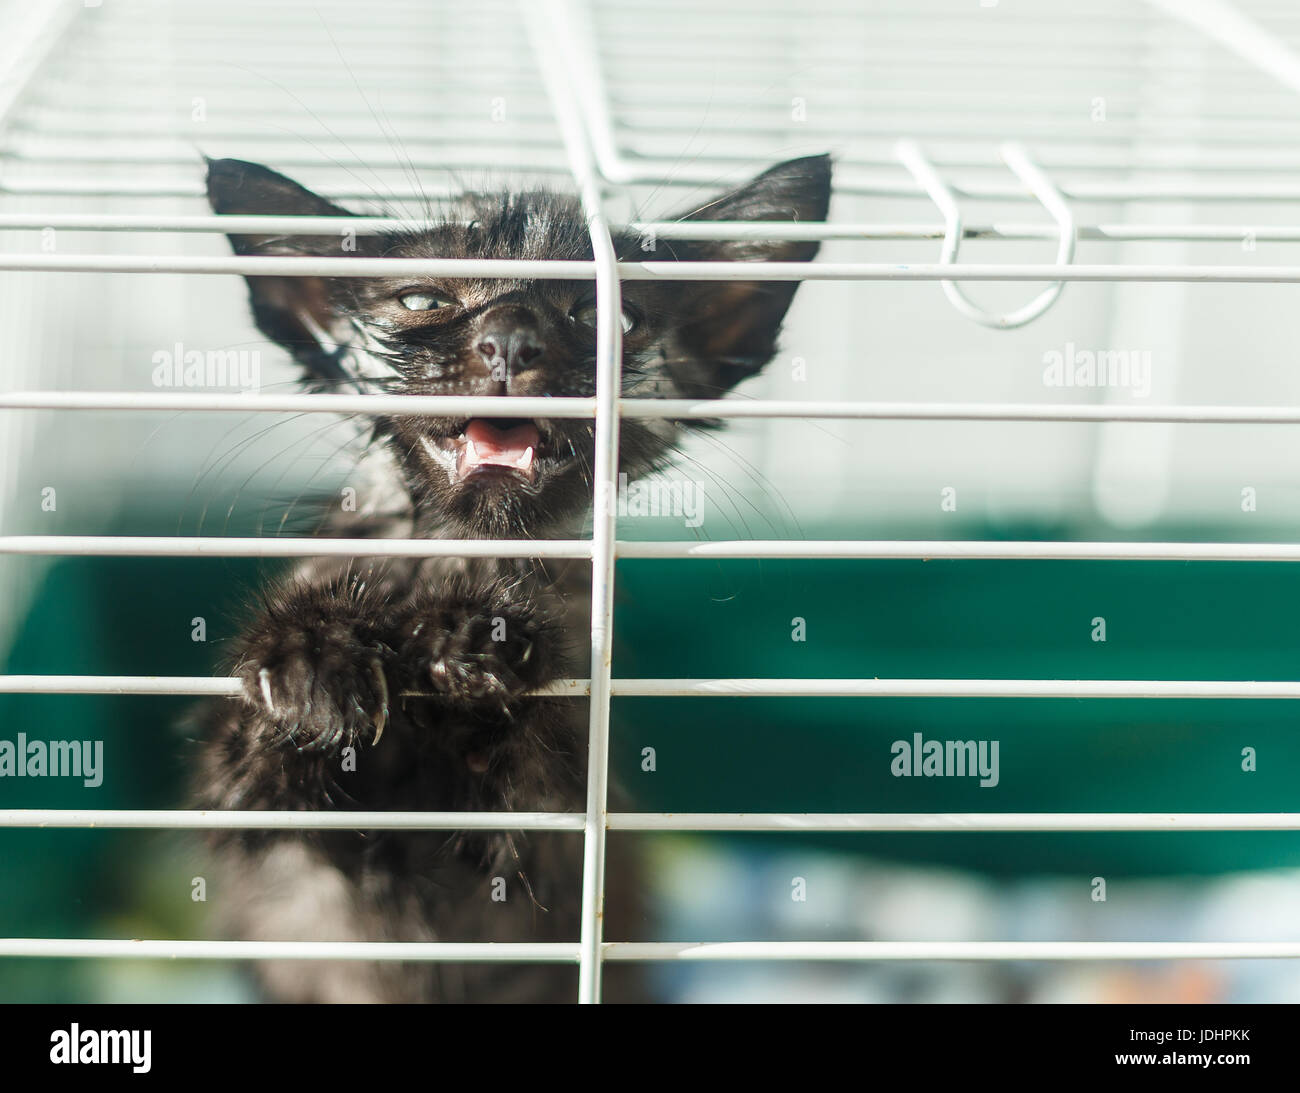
[400,601,548,708]
[237,620,390,750]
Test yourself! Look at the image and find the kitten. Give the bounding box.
[193,153,831,1002]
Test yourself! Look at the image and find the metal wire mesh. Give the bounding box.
[4,0,1300,1002]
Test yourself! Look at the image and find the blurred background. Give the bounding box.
[5,0,1300,1002]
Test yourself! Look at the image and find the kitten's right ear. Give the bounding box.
[206,157,363,377]
[660,154,832,397]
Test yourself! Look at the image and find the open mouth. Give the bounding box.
[421,418,546,485]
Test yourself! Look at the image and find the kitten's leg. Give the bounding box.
[395,580,562,709]
[233,575,396,757]
[389,580,583,823]
[197,571,586,1002]
[195,570,416,818]
[205,570,569,814]
[234,571,562,756]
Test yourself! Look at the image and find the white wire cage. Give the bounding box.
[5,0,1300,1003]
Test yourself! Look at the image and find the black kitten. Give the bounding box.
[193,154,831,1002]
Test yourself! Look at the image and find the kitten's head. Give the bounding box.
[206,154,831,537]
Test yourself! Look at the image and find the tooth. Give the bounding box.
[516,446,535,471]
[465,440,480,465]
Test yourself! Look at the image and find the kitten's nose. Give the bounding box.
[475,306,544,387]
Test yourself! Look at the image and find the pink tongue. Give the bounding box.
[462,419,540,471]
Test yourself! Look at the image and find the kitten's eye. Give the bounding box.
[570,302,635,333]
[398,291,452,312]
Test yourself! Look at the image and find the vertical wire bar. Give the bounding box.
[0,0,86,683]
[524,0,623,1005]
[543,0,632,184]
[0,0,82,132]
[1144,0,1300,97]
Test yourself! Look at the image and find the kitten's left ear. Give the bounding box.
[663,154,832,397]
[206,157,371,382]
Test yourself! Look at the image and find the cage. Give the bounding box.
[4,0,1300,1004]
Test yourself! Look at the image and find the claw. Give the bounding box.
[258,668,275,713]
[369,657,389,746]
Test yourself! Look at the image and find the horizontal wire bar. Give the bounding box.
[626,129,1300,160]
[58,24,1178,52]
[568,679,1300,699]
[13,174,1300,202]
[5,255,1300,282]
[45,62,540,82]
[637,222,1300,244]
[0,392,599,417]
[0,255,597,277]
[623,403,1300,424]
[52,50,1245,78]
[22,113,1300,144]
[48,106,1300,139]
[72,121,1294,147]
[7,538,1300,563]
[23,93,548,114]
[3,939,1299,963]
[2,214,1299,243]
[31,138,1300,177]
[617,168,1300,201]
[13,392,1300,425]
[613,540,1300,560]
[59,44,534,61]
[0,810,585,831]
[0,181,472,201]
[610,93,1300,118]
[25,87,542,110]
[3,810,1298,833]
[593,54,1279,76]
[3,146,571,170]
[601,942,1300,962]
[0,676,242,695]
[0,939,579,963]
[628,262,1300,283]
[0,537,591,560]
[609,813,1300,832]
[6,676,1300,699]
[613,120,1300,150]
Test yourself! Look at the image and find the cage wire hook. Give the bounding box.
[895,140,1077,330]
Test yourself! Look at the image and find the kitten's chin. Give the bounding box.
[431,490,590,541]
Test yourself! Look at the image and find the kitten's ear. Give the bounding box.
[665,154,831,397]
[206,157,363,377]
